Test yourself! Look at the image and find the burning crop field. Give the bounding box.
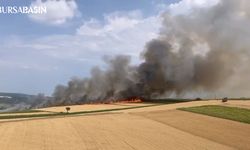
[1,0,250,150]
[47,0,250,107]
[1,0,250,110]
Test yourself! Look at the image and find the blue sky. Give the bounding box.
[0,0,179,95]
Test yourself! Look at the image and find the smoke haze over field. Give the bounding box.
[52,0,250,105]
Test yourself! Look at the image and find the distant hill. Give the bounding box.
[0,92,35,103]
[0,92,51,112]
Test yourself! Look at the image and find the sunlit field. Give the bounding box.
[0,100,249,150]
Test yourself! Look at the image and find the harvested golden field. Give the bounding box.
[36,103,152,113]
[118,100,220,113]
[0,113,233,150]
[36,100,250,113]
[0,111,53,116]
[120,100,250,113]
[0,100,249,150]
[222,100,250,109]
[139,109,250,150]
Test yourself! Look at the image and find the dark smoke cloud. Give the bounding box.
[51,0,250,105]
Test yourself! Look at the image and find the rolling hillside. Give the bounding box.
[0,92,50,112]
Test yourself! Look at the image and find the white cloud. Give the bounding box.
[169,0,220,15]
[75,10,161,60]
[2,10,161,72]
[28,0,80,25]
[77,11,143,36]
[1,9,162,94]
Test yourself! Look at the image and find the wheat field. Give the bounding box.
[0,100,249,150]
[36,103,152,113]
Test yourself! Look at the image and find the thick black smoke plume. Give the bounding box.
[51,0,250,105]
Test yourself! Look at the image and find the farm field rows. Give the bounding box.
[139,109,250,150]
[0,112,234,150]
[36,103,153,113]
[119,100,250,113]
[0,100,249,150]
